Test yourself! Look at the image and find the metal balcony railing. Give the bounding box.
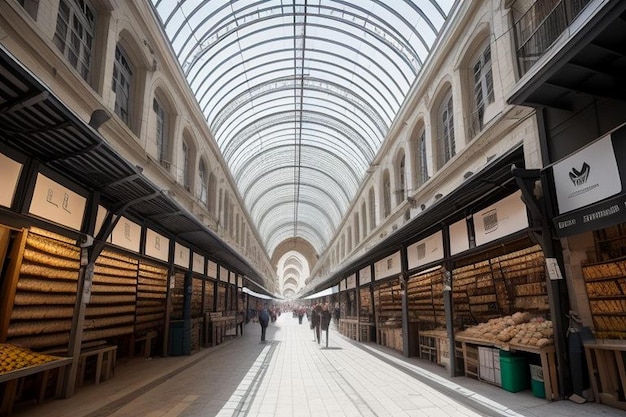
[513,0,592,76]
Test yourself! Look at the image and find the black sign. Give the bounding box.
[552,192,626,237]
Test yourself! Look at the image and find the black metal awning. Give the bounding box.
[0,45,271,295]
[307,144,525,295]
[508,1,626,110]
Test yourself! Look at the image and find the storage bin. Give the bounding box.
[500,354,528,392]
[529,364,546,398]
[169,320,190,356]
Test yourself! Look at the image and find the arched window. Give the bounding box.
[347,226,352,253]
[415,128,428,188]
[223,192,230,232]
[472,42,494,133]
[218,189,224,227]
[382,169,391,218]
[208,172,217,214]
[235,213,240,244]
[340,235,345,259]
[153,96,171,167]
[354,213,360,245]
[182,141,190,191]
[198,159,208,204]
[54,0,95,83]
[437,91,455,169]
[368,187,376,231]
[112,44,133,127]
[361,201,367,238]
[396,152,406,206]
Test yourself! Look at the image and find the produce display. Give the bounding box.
[457,311,554,348]
[0,343,58,374]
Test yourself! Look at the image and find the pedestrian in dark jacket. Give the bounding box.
[258,304,270,342]
[311,304,322,344]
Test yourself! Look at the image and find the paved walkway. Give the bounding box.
[12,314,623,417]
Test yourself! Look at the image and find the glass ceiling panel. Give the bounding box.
[152,0,456,256]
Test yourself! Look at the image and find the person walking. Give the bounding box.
[258,303,270,342]
[320,303,332,347]
[311,304,322,344]
[297,307,304,324]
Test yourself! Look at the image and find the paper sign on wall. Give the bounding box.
[407,231,443,269]
[29,173,86,231]
[174,243,190,268]
[359,266,371,286]
[145,229,169,261]
[0,153,21,208]
[374,251,401,280]
[111,216,141,252]
[473,191,528,247]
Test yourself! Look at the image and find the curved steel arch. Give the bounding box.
[262,219,328,254]
[191,33,410,113]
[152,0,456,259]
[222,108,380,167]
[256,197,338,236]
[216,90,386,157]
[223,109,379,165]
[176,1,425,73]
[248,182,344,224]
[203,67,394,134]
[201,49,402,120]
[234,143,362,190]
[183,17,415,87]
[227,122,374,179]
[249,184,342,222]
[228,130,371,177]
[240,165,353,209]
[193,42,404,120]
[210,61,397,135]
[264,220,328,255]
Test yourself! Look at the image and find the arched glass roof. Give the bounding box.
[152,0,457,256]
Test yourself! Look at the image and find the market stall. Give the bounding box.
[0,345,72,417]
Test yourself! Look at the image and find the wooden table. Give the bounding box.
[0,357,72,417]
[455,335,559,401]
[77,345,117,386]
[583,341,626,411]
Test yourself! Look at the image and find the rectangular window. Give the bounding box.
[54,0,95,83]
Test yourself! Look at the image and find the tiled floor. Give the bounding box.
[11,314,625,417]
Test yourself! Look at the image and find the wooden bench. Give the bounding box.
[133,331,158,358]
[77,345,117,386]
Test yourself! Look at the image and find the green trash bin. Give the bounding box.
[529,364,546,398]
[500,353,529,392]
